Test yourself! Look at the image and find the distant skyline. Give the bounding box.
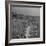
[11,6,40,16]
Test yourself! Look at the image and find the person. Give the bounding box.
[25,20,33,38]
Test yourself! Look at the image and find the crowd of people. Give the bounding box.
[12,13,40,39]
